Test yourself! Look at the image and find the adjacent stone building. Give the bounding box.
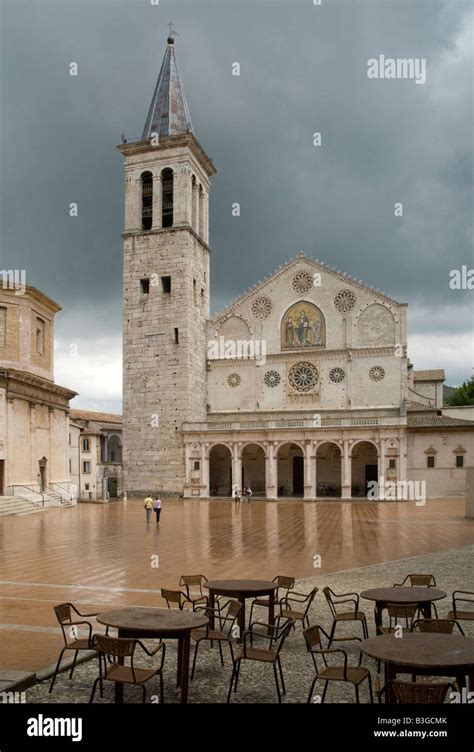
[119,36,474,500]
[68,409,123,500]
[0,284,76,502]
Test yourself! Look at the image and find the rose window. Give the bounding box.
[227,373,241,388]
[334,289,356,313]
[329,367,345,384]
[251,297,272,319]
[288,361,319,392]
[264,370,281,388]
[369,366,385,382]
[291,272,313,294]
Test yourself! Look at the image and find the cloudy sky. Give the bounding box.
[1,0,472,411]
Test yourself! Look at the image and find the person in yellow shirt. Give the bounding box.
[144,495,154,523]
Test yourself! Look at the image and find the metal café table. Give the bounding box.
[205,580,278,641]
[362,632,474,702]
[360,587,447,635]
[96,607,208,704]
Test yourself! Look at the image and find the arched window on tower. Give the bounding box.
[162,168,174,227]
[141,171,153,231]
[199,185,204,238]
[191,175,197,229]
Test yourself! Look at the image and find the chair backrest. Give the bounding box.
[220,599,242,636]
[274,575,295,590]
[273,618,293,655]
[391,680,452,704]
[402,574,436,587]
[180,575,207,598]
[385,602,417,630]
[412,619,455,634]
[452,590,474,614]
[303,588,319,617]
[54,603,73,625]
[304,625,323,652]
[95,634,136,659]
[162,588,185,608]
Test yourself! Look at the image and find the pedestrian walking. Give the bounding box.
[232,485,241,504]
[245,486,252,502]
[153,496,162,524]
[144,494,153,523]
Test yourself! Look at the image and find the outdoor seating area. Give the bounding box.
[43,570,474,704]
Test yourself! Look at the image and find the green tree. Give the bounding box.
[446,376,474,406]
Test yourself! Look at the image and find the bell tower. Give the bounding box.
[118,34,216,496]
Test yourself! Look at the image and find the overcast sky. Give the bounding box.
[1,0,472,412]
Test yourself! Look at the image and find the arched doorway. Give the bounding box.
[351,441,379,497]
[316,442,342,497]
[209,444,232,497]
[277,442,304,497]
[108,435,122,463]
[241,444,265,496]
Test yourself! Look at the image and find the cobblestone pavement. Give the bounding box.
[25,544,474,704]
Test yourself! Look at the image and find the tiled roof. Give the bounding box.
[69,409,122,425]
[413,370,446,382]
[142,38,193,139]
[408,414,474,428]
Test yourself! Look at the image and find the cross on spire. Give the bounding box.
[167,21,179,44]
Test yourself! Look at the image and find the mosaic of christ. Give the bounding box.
[281,302,326,350]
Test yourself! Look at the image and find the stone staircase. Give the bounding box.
[0,496,44,516]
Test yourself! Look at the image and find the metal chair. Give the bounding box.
[280,587,318,630]
[90,634,166,704]
[394,574,439,617]
[394,574,437,588]
[411,618,465,635]
[191,599,242,679]
[448,591,474,625]
[304,625,373,704]
[380,602,418,634]
[227,617,293,703]
[50,602,100,693]
[179,575,209,609]
[248,575,295,626]
[161,588,193,610]
[378,679,455,704]
[323,587,369,644]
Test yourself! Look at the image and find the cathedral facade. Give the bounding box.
[119,37,474,501]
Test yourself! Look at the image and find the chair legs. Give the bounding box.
[89,676,101,704]
[227,662,238,703]
[69,650,78,679]
[218,640,224,667]
[273,663,282,703]
[191,640,200,681]
[307,675,318,703]
[49,648,66,693]
[277,657,286,694]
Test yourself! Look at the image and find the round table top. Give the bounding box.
[96,607,208,633]
[362,633,474,669]
[205,579,278,595]
[360,587,446,604]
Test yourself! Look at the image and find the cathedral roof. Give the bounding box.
[142,36,194,140]
[413,369,446,382]
[408,414,474,428]
[210,252,404,325]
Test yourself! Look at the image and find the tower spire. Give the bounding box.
[142,31,194,140]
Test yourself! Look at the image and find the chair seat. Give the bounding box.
[253,597,270,607]
[68,638,94,650]
[334,611,366,621]
[191,629,229,642]
[280,608,304,621]
[189,595,208,604]
[448,610,474,620]
[105,664,157,685]
[318,666,369,684]
[235,647,277,663]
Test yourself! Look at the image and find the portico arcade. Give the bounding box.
[183,422,406,500]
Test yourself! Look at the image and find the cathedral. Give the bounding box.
[119,35,474,501]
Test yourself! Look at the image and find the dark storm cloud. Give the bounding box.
[0,0,472,402]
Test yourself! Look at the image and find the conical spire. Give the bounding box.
[142,35,194,140]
